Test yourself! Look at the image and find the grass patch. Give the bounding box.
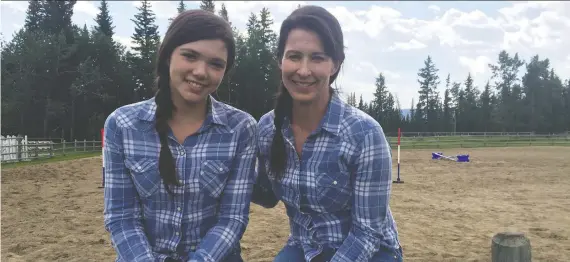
[1,151,101,169]
[387,135,570,149]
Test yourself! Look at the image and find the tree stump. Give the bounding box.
[491,232,532,262]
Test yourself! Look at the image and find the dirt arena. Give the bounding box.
[2,147,569,262]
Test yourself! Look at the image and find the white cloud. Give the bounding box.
[113,35,134,50]
[132,1,178,19]
[74,1,98,17]
[458,56,492,77]
[0,1,27,13]
[1,1,569,108]
[428,5,441,13]
[387,39,427,51]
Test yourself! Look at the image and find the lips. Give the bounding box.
[185,80,206,93]
[293,80,316,87]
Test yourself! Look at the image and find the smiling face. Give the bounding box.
[168,39,228,105]
[280,28,339,105]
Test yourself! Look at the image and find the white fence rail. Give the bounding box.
[1,135,102,163]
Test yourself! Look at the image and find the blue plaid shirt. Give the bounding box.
[103,96,258,262]
[252,93,400,262]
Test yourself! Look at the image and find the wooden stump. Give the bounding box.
[491,232,532,262]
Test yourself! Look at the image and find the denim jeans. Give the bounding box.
[165,245,244,262]
[274,244,403,262]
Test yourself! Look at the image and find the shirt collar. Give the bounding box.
[283,91,345,136]
[138,95,228,127]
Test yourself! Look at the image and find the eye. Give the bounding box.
[287,54,302,61]
[182,52,198,61]
[312,55,325,62]
[209,62,225,69]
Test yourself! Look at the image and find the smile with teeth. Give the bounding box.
[293,80,316,87]
[186,80,206,89]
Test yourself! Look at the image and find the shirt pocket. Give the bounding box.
[199,159,232,199]
[124,157,162,198]
[316,171,352,211]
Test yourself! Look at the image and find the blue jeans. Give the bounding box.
[172,245,243,262]
[274,244,403,262]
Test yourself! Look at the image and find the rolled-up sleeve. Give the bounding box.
[330,128,393,262]
[103,112,156,262]
[190,117,258,262]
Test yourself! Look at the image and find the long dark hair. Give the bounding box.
[153,10,235,194]
[269,5,345,179]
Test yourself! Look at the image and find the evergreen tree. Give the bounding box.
[416,55,440,132]
[200,0,215,13]
[219,3,229,23]
[94,0,114,37]
[130,0,161,100]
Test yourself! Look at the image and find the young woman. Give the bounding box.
[252,5,403,262]
[103,10,257,262]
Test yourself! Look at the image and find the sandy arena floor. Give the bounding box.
[2,147,569,262]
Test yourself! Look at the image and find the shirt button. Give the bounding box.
[176,232,180,236]
[177,207,181,211]
[219,168,224,171]
[333,181,337,185]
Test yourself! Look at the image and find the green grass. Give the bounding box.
[1,151,101,169]
[387,135,570,149]
[2,136,568,168]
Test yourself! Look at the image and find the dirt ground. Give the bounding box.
[2,146,569,262]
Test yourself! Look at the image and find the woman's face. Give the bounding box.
[280,28,338,105]
[168,39,228,105]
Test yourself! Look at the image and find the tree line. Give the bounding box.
[2,0,569,141]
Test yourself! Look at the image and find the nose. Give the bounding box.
[191,60,207,80]
[296,59,311,78]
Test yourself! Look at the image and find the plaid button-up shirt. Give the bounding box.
[252,93,400,262]
[103,96,258,262]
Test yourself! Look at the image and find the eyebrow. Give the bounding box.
[179,48,227,64]
[285,50,327,56]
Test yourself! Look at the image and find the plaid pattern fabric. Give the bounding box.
[103,96,258,262]
[254,93,400,262]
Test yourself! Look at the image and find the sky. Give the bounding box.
[2,1,570,108]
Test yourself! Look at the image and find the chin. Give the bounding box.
[179,90,208,104]
[289,91,319,104]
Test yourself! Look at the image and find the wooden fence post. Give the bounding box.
[491,232,531,262]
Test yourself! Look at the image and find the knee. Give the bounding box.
[273,245,305,262]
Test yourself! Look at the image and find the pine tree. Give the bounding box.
[177,0,186,13]
[416,55,440,132]
[94,0,114,37]
[130,0,161,100]
[218,3,229,23]
[24,0,44,32]
[200,0,215,13]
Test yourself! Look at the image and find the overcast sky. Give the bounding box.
[2,1,569,108]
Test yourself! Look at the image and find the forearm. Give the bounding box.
[106,218,158,262]
[190,215,248,262]
[329,225,382,262]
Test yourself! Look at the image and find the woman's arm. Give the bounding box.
[330,127,394,262]
[190,116,259,262]
[103,112,157,262]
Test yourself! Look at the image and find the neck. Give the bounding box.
[170,94,208,125]
[291,91,331,132]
